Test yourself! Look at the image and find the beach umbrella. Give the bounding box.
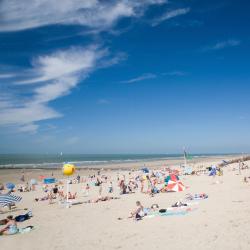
[0,194,22,207]
[30,179,38,185]
[6,183,15,190]
[167,180,185,192]
[165,174,179,184]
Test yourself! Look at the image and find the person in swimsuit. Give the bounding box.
[129,201,144,220]
[0,216,18,235]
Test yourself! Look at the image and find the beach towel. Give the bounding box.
[160,210,188,216]
[18,226,34,234]
[145,210,188,218]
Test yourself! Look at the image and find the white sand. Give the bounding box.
[1,157,250,250]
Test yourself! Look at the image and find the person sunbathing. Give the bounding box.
[186,193,208,200]
[171,201,188,207]
[85,196,119,203]
[34,192,56,202]
[0,216,18,235]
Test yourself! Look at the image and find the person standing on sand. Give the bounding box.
[77,174,80,184]
[20,173,25,182]
[85,183,90,196]
[238,161,242,175]
[140,176,145,193]
[108,182,113,193]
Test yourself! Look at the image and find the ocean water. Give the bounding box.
[0,154,184,169]
[0,153,234,169]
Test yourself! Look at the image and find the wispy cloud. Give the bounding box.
[0,46,122,132]
[202,39,241,52]
[151,8,190,27]
[0,0,168,133]
[0,73,16,78]
[163,71,187,76]
[121,73,157,83]
[0,0,167,32]
[97,99,110,105]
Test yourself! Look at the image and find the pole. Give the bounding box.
[183,147,187,167]
[67,177,69,203]
[66,177,70,208]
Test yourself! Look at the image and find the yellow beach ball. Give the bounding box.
[63,164,76,176]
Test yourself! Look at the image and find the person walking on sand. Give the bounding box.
[99,182,103,196]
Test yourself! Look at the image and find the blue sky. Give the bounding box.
[0,0,249,154]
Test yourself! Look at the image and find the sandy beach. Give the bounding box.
[1,156,250,250]
[1,0,249,249]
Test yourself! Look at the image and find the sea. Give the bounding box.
[0,153,234,169]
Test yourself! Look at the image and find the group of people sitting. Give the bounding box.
[126,194,206,221]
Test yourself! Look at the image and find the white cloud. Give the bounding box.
[0,46,121,132]
[151,8,190,27]
[0,0,167,32]
[0,0,168,133]
[202,39,241,52]
[18,47,101,85]
[121,73,157,83]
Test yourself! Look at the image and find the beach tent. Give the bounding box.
[141,167,149,173]
[165,174,179,184]
[43,178,56,184]
[0,194,22,207]
[166,180,185,192]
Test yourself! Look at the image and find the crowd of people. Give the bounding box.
[1,159,249,237]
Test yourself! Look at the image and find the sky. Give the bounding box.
[0,0,249,154]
